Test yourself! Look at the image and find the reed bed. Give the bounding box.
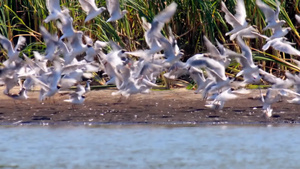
[0,0,300,75]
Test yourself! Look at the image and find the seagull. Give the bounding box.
[214,38,247,66]
[262,37,300,56]
[29,60,62,101]
[167,26,180,56]
[106,0,128,22]
[203,35,226,61]
[0,34,26,63]
[229,25,259,41]
[235,35,255,65]
[44,0,67,23]
[205,88,237,110]
[285,67,300,94]
[158,36,184,65]
[0,61,23,78]
[84,35,98,62]
[188,54,227,81]
[31,51,48,75]
[144,2,177,53]
[256,0,286,31]
[260,88,282,117]
[85,80,92,93]
[65,31,88,64]
[252,26,291,40]
[189,69,209,94]
[59,69,83,89]
[56,14,76,41]
[79,0,106,23]
[203,35,234,67]
[40,26,59,61]
[221,0,248,37]
[164,61,189,79]
[281,88,300,104]
[271,26,291,39]
[2,73,19,95]
[112,76,158,98]
[0,62,23,95]
[259,69,293,89]
[166,54,228,97]
[101,42,129,87]
[201,69,232,100]
[235,36,261,85]
[64,85,86,105]
[135,61,164,80]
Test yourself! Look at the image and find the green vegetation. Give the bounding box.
[0,0,300,76]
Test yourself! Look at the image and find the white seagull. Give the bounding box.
[144,2,177,53]
[106,0,128,22]
[262,37,300,56]
[256,0,286,31]
[221,0,248,37]
[0,34,26,63]
[79,0,106,23]
[44,0,68,23]
[64,84,86,105]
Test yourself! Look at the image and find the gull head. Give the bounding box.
[122,10,128,15]
[100,7,106,12]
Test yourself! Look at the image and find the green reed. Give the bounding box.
[0,0,300,75]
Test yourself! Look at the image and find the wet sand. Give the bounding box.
[0,86,300,125]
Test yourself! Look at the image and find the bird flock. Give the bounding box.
[1,0,300,117]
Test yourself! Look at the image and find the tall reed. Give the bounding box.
[0,0,299,73]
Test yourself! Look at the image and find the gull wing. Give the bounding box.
[256,0,277,23]
[147,2,177,38]
[234,0,247,25]
[46,0,61,12]
[236,36,254,66]
[79,0,97,13]
[271,39,300,56]
[106,0,120,16]
[0,34,13,52]
[29,75,51,91]
[15,36,26,51]
[153,2,177,23]
[203,35,222,60]
[221,1,243,28]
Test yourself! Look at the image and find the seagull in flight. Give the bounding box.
[64,84,86,105]
[144,2,177,54]
[79,0,106,23]
[44,0,69,23]
[106,0,128,22]
[262,37,300,56]
[221,0,248,37]
[0,34,26,63]
[256,0,286,31]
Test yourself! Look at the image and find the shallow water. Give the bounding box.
[1,125,300,169]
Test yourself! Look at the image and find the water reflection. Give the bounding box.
[0,125,300,168]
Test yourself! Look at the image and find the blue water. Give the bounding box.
[0,125,300,169]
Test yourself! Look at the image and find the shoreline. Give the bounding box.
[1,121,299,127]
[1,87,300,126]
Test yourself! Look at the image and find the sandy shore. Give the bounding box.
[0,86,300,125]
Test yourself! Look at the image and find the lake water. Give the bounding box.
[1,124,300,169]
